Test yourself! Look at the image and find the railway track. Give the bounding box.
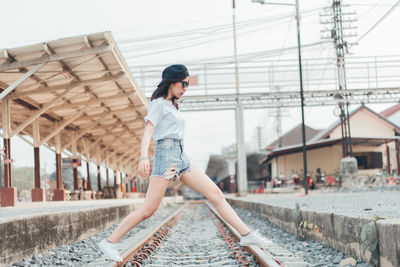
[90,200,307,267]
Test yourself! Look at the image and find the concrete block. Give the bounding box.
[81,191,93,200]
[0,197,181,266]
[225,197,400,267]
[0,187,17,207]
[376,219,400,267]
[53,189,66,201]
[69,190,80,200]
[31,188,45,202]
[94,191,103,199]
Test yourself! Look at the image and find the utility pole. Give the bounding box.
[256,126,262,151]
[232,0,248,196]
[275,86,283,148]
[321,0,357,157]
[295,0,309,195]
[252,0,308,194]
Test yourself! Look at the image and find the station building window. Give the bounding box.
[354,152,382,169]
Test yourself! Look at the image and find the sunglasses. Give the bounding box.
[180,81,189,88]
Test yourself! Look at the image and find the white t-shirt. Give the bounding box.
[144,97,186,141]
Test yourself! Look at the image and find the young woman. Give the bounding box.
[99,64,272,261]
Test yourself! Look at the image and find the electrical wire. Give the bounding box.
[118,8,320,45]
[121,17,294,55]
[354,0,400,44]
[119,8,321,59]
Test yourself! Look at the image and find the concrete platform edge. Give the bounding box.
[225,197,400,267]
[0,197,182,266]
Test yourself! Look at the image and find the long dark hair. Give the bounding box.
[150,80,179,109]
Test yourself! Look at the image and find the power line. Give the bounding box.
[355,0,400,44]
[119,8,321,59]
[122,18,293,55]
[118,8,320,45]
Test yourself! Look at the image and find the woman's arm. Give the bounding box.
[138,121,154,177]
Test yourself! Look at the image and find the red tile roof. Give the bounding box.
[266,124,321,150]
[380,103,400,118]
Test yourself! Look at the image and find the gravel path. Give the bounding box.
[234,187,400,219]
[11,202,183,267]
[232,205,372,267]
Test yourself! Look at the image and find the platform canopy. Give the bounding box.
[0,32,149,175]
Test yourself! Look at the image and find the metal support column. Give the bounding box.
[32,119,45,201]
[396,140,400,174]
[53,133,66,201]
[86,162,92,191]
[235,102,248,195]
[232,0,248,196]
[73,159,79,190]
[97,165,102,191]
[3,138,10,188]
[295,0,309,195]
[114,170,117,188]
[106,168,110,186]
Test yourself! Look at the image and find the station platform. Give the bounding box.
[225,188,400,267]
[0,196,183,266]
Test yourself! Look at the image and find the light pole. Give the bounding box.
[232,0,248,196]
[251,0,309,194]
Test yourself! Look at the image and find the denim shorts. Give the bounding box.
[151,138,191,181]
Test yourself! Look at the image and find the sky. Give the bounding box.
[1,0,400,177]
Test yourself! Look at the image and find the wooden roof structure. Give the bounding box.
[0,32,149,175]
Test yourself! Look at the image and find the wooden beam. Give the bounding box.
[40,111,84,146]
[0,45,111,72]
[99,131,126,155]
[86,119,139,137]
[106,149,120,162]
[105,32,148,107]
[0,62,45,99]
[54,133,62,153]
[10,72,124,99]
[60,117,103,151]
[11,87,76,137]
[49,91,135,111]
[80,107,137,120]
[2,97,11,138]
[32,119,40,147]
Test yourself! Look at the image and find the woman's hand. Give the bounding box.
[138,121,154,177]
[138,159,150,177]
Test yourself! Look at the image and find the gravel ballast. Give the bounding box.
[11,202,183,267]
[232,204,373,267]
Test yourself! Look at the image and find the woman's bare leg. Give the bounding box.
[108,176,170,243]
[180,165,250,235]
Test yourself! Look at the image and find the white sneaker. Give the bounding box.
[99,238,123,262]
[239,229,273,247]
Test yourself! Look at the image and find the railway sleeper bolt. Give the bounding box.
[238,255,249,264]
[143,248,153,254]
[232,246,241,252]
[138,253,148,259]
[131,260,141,266]
[147,246,155,251]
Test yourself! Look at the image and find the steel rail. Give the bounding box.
[101,200,287,267]
[203,200,281,267]
[111,202,189,267]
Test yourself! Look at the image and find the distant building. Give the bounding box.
[206,155,237,193]
[381,103,400,126]
[265,105,400,179]
[206,104,400,191]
